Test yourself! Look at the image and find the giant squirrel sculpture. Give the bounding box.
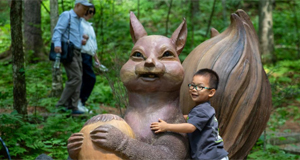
[68,9,272,160]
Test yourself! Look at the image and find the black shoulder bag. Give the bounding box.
[49,12,74,63]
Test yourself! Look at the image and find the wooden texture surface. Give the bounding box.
[180,9,272,159]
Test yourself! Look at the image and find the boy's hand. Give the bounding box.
[183,115,188,121]
[150,118,168,133]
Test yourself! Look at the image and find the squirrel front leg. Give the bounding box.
[90,124,188,159]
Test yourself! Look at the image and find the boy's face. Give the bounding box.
[189,75,216,104]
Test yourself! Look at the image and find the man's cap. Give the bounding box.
[75,0,92,7]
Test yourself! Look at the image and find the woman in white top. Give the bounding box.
[78,4,100,113]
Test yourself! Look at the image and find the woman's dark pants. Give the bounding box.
[80,53,96,106]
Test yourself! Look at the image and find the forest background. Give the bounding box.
[0,0,300,159]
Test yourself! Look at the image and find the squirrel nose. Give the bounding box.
[144,57,156,68]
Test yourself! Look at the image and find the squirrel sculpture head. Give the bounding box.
[120,12,187,93]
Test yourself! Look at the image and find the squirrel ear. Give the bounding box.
[210,28,220,38]
[170,18,187,55]
[130,11,147,43]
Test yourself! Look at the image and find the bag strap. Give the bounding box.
[67,11,71,43]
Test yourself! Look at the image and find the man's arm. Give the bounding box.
[150,118,196,133]
[52,11,69,53]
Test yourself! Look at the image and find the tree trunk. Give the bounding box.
[259,0,276,63]
[50,0,59,36]
[289,0,300,59]
[165,0,173,36]
[190,0,200,48]
[137,0,140,19]
[10,0,27,115]
[24,0,45,63]
[222,0,228,27]
[50,0,63,97]
[206,0,217,37]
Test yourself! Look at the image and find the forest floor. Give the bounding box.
[1,103,299,132]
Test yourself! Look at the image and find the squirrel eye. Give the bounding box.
[132,52,144,59]
[162,51,174,57]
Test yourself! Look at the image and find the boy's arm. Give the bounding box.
[52,12,69,47]
[150,118,196,133]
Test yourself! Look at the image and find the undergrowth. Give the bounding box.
[0,110,86,159]
[0,58,127,159]
[248,60,300,159]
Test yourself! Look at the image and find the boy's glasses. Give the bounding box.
[188,83,212,91]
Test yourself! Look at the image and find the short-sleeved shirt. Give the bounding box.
[187,102,228,160]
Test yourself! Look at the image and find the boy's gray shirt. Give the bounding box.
[187,102,228,160]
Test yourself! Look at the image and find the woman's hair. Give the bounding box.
[85,4,96,16]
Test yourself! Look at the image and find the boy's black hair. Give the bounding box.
[193,68,219,90]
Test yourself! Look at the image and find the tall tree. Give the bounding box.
[24,0,44,63]
[206,0,217,37]
[10,0,27,115]
[222,0,228,27]
[259,0,276,63]
[137,0,140,19]
[289,0,300,58]
[50,0,59,36]
[190,0,200,48]
[50,0,63,97]
[165,0,173,36]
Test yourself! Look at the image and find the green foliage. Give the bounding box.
[249,142,300,160]
[272,1,300,61]
[0,59,116,159]
[0,1,10,54]
[249,59,300,158]
[0,111,88,159]
[88,80,114,105]
[265,60,300,108]
[0,24,10,54]
[0,62,13,108]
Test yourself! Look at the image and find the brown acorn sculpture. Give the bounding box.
[75,114,135,160]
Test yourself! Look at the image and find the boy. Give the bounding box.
[150,68,228,160]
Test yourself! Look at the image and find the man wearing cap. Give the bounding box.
[52,0,92,114]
